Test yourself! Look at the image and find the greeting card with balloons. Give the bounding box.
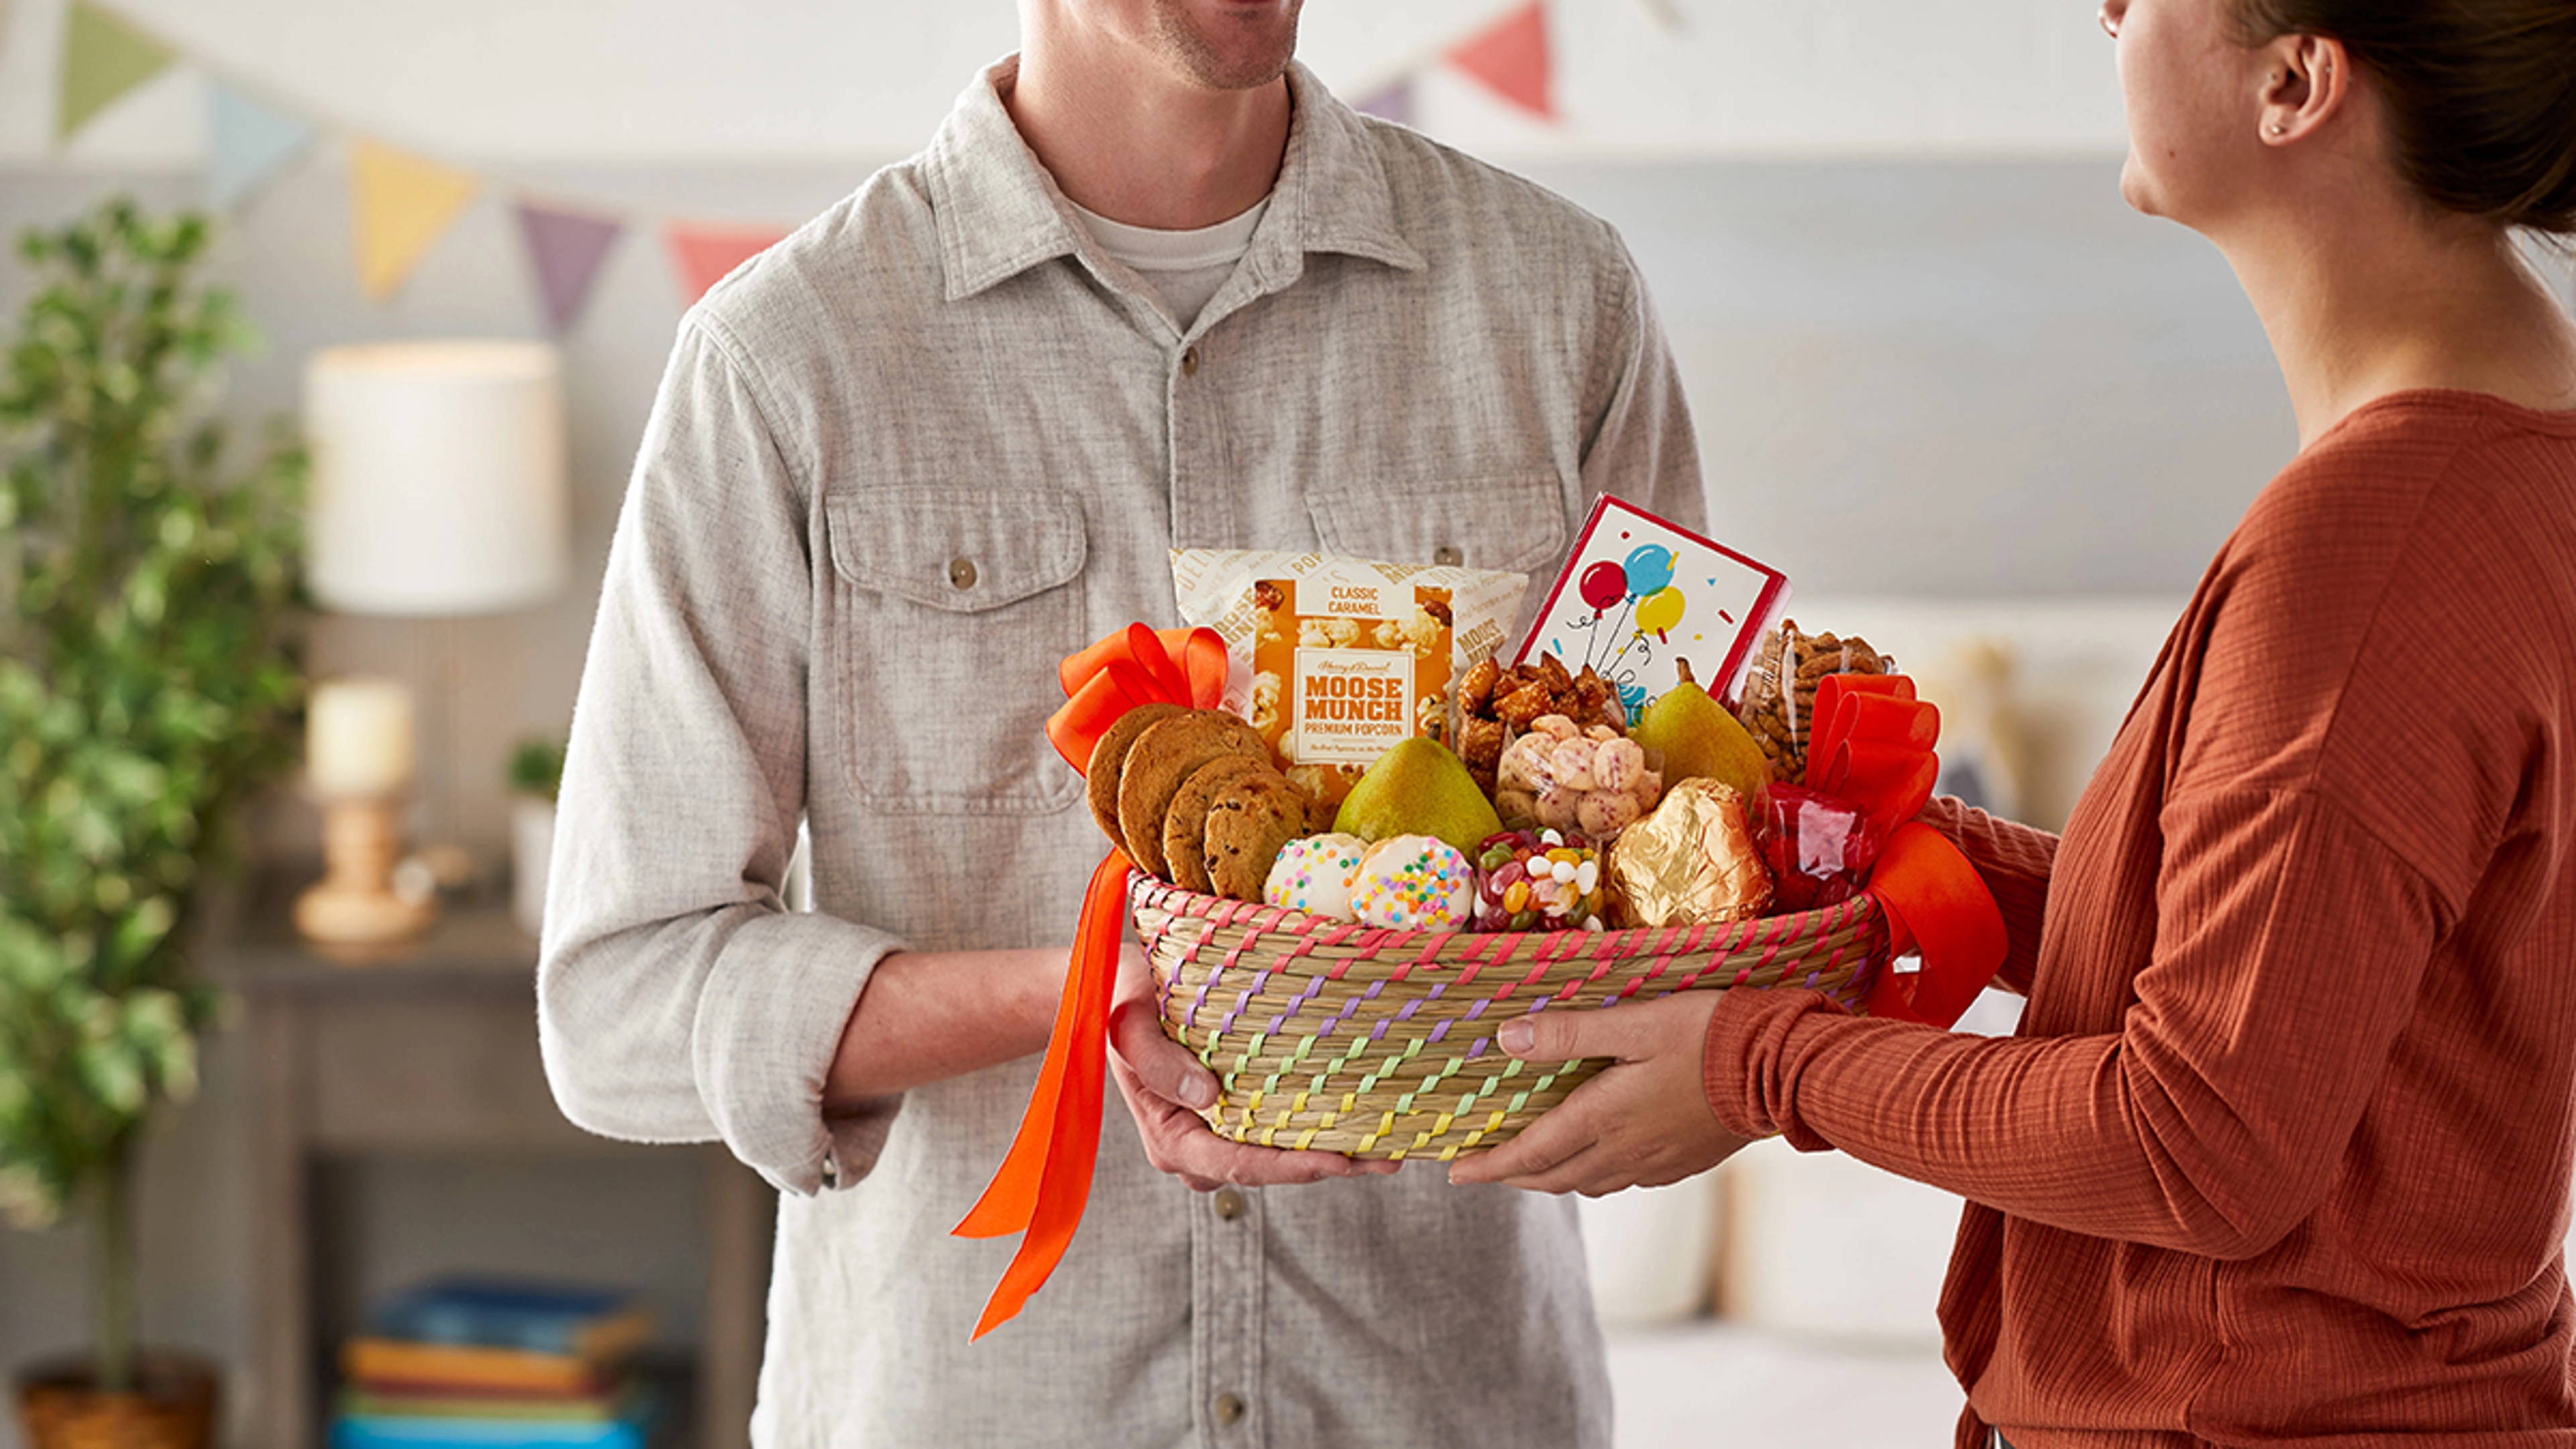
[1515,495,1790,722]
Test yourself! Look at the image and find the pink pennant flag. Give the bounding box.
[1446,0,1556,121]
[666,221,790,308]
[515,199,624,334]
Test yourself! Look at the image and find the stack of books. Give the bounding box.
[329,1279,659,1449]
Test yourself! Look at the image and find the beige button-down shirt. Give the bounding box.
[539,57,1705,1449]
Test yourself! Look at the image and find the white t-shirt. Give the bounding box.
[1069,196,1271,331]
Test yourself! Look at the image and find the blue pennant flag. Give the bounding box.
[208,80,315,210]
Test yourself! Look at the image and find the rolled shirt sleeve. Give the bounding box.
[537,313,904,1195]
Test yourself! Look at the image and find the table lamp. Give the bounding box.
[294,676,437,946]
[297,340,570,945]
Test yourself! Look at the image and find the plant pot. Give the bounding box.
[511,795,556,938]
[14,1352,218,1449]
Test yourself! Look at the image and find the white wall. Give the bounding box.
[2,0,2127,168]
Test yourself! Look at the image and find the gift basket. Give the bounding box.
[1130,877,1888,1157]
[956,498,2005,1338]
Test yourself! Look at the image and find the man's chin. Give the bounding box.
[2116,160,2163,220]
[1161,1,1299,91]
[1180,44,1297,93]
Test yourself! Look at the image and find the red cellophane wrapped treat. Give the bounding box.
[1755,783,1886,914]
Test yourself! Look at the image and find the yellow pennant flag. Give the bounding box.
[350,138,480,301]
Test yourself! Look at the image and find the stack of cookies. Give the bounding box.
[1087,706,1313,901]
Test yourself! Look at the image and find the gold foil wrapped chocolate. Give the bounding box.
[1606,777,1774,928]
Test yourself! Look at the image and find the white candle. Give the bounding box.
[308,677,417,798]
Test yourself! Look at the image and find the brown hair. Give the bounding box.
[2228,0,2576,233]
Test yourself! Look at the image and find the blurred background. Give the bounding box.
[3,1,2569,1447]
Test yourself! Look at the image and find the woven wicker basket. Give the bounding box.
[1135,874,1889,1161]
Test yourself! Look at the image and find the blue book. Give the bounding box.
[329,1389,657,1449]
[329,1415,649,1449]
[371,1278,651,1361]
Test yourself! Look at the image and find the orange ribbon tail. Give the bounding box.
[954,848,1132,1337]
[1861,821,2008,1027]
[963,622,1234,1339]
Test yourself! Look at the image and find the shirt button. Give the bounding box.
[1433,545,1464,566]
[1181,346,1200,377]
[947,557,978,590]
[1214,1393,1246,1426]
[1212,1187,1244,1220]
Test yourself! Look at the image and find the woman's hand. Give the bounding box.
[1106,942,1400,1191]
[1446,993,1756,1195]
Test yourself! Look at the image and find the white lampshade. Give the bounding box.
[305,339,570,615]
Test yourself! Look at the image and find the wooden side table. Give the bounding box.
[215,898,769,1449]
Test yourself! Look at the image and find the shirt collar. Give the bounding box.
[923,55,1426,305]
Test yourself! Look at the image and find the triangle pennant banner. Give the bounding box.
[1445,0,1556,121]
[57,0,175,142]
[1354,75,1417,129]
[350,138,481,301]
[515,199,625,334]
[208,81,315,210]
[665,221,789,307]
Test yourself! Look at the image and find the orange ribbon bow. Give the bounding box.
[1805,674,2008,1028]
[955,625,1228,1340]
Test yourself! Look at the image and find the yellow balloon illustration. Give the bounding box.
[1635,585,1686,641]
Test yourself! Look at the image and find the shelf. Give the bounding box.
[214,885,770,1449]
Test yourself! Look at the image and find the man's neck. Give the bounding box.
[1004,46,1292,231]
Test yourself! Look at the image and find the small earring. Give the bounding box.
[2268,121,2288,136]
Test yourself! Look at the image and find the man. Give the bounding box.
[538,0,1704,1442]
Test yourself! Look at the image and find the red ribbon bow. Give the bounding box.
[1805,674,2007,1028]
[955,625,1227,1339]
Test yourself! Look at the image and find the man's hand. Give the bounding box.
[1108,943,1400,1192]
[1446,993,1755,1195]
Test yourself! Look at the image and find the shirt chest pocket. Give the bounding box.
[1306,474,1569,577]
[824,488,1088,815]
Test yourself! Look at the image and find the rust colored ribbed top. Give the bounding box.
[1706,391,2576,1448]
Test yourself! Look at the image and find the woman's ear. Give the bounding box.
[2259,33,2349,144]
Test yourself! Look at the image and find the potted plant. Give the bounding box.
[0,199,305,1449]
[506,735,566,938]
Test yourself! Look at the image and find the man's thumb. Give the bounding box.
[1112,998,1218,1108]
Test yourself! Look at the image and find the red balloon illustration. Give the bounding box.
[1579,560,1628,612]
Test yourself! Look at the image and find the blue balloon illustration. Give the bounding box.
[1623,544,1676,598]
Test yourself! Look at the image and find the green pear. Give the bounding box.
[1631,658,1772,802]
[1333,736,1503,858]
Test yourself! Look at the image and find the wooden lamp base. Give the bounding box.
[294,796,435,949]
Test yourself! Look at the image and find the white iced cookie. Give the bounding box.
[1264,833,1369,920]
[1348,835,1477,930]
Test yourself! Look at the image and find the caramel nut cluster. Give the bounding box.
[1452,653,1622,792]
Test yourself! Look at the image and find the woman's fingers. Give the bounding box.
[1498,993,1700,1064]
[1449,1092,1601,1185]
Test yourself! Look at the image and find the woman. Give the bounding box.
[1452,1,2576,1443]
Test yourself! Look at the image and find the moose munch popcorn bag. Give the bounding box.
[1172,549,1527,818]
